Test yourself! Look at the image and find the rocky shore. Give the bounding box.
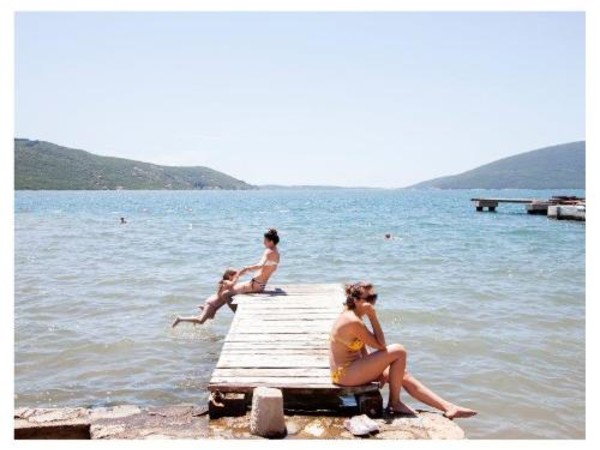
[15,404,466,439]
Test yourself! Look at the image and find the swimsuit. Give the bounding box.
[250,278,267,291]
[329,334,365,384]
[250,259,279,292]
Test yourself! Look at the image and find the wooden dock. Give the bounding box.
[471,197,538,212]
[471,196,585,220]
[207,284,380,416]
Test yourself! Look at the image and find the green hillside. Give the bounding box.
[409,141,585,189]
[15,139,255,190]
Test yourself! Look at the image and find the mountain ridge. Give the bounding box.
[409,141,585,189]
[15,138,255,190]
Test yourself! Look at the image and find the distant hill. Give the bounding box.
[409,141,585,189]
[15,139,255,190]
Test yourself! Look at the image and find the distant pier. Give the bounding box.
[471,196,585,221]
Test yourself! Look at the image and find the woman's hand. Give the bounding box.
[362,302,377,320]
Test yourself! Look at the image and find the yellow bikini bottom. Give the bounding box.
[330,363,351,384]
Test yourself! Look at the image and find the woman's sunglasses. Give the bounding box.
[360,294,378,302]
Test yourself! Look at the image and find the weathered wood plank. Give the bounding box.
[212,368,331,377]
[221,343,329,350]
[208,383,379,395]
[230,320,334,326]
[225,334,329,342]
[233,312,338,318]
[216,358,329,366]
[210,377,334,385]
[235,310,339,314]
[228,325,332,331]
[236,295,341,300]
[216,360,329,369]
[233,318,335,323]
[219,349,329,355]
[235,298,339,304]
[227,326,331,333]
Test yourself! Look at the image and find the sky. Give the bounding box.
[15,12,585,188]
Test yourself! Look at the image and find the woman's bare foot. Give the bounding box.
[171,317,181,328]
[387,401,416,416]
[443,404,477,419]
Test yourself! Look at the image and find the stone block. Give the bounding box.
[249,387,286,438]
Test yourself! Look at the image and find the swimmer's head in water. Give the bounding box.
[385,233,391,239]
[263,228,280,247]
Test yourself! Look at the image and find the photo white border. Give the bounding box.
[1,1,596,449]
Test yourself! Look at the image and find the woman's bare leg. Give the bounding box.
[338,343,413,414]
[402,373,477,419]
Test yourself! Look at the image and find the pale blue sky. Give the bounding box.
[15,12,584,187]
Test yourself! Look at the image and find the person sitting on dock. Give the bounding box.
[172,268,239,327]
[329,282,477,419]
[219,228,280,312]
[172,228,281,327]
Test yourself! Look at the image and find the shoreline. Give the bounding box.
[14,404,466,440]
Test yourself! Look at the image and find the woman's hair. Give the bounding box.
[344,282,375,310]
[264,228,280,245]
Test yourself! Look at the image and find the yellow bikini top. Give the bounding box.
[330,334,365,352]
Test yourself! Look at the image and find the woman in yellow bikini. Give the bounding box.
[329,282,477,419]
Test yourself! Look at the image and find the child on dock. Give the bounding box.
[172,268,240,328]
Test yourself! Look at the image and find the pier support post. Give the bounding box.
[250,387,286,438]
[474,200,498,212]
[208,392,246,419]
[355,391,383,418]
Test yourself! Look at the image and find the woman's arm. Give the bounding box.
[366,308,387,349]
[240,251,269,274]
[352,304,387,350]
[352,320,387,351]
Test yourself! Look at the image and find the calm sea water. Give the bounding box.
[14,189,585,439]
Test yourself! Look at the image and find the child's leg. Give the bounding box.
[172,315,207,327]
[173,288,237,328]
[174,294,224,327]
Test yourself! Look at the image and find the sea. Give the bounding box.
[14,189,585,439]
